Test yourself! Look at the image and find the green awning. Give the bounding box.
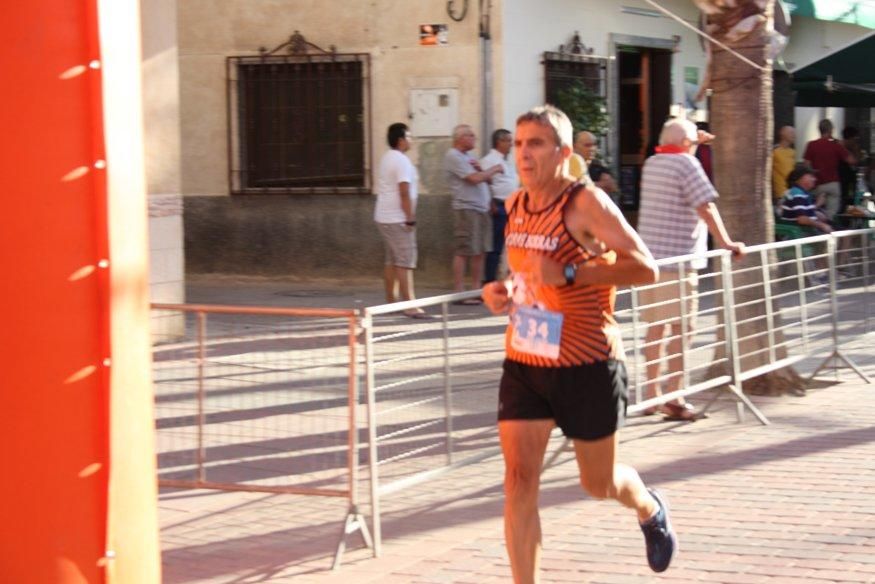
[786,0,875,29]
[791,30,875,106]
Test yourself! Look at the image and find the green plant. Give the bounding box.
[553,81,609,137]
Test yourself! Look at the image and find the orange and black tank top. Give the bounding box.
[504,182,624,367]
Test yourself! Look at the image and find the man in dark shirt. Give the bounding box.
[803,119,856,220]
[780,163,832,284]
[780,163,832,235]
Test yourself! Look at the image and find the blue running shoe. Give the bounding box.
[639,488,677,572]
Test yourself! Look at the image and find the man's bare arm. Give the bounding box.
[573,187,659,286]
[696,202,746,258]
[464,165,503,185]
[517,187,658,288]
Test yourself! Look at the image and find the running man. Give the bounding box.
[482,105,677,583]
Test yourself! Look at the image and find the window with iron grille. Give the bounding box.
[227,52,371,194]
[543,52,606,105]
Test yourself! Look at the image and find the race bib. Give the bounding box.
[510,305,563,359]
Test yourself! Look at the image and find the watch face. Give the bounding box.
[564,264,576,285]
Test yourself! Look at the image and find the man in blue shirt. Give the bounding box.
[780,163,833,285]
[780,163,832,235]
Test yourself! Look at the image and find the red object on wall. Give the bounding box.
[1,2,110,582]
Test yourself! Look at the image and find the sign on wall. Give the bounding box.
[419,24,448,46]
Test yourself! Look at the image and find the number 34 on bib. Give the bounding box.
[510,306,564,359]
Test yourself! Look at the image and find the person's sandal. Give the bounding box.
[661,402,700,421]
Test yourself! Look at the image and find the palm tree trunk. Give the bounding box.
[704,0,804,394]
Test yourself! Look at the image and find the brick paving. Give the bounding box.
[157,279,875,583]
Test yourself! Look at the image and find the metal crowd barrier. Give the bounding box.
[360,291,505,557]
[725,230,871,391]
[150,303,370,569]
[543,229,873,467]
[150,228,873,567]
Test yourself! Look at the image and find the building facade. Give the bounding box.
[141,0,872,293]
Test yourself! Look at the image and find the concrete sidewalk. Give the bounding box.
[157,278,875,584]
[183,274,452,310]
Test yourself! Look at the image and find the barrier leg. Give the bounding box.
[362,312,382,558]
[696,389,723,418]
[809,352,872,384]
[332,504,374,570]
[720,253,770,425]
[724,384,770,425]
[809,236,872,385]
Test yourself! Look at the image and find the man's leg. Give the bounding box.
[485,249,499,285]
[574,434,677,573]
[453,210,471,292]
[663,321,684,395]
[824,182,841,220]
[396,266,415,302]
[498,419,554,584]
[572,434,656,521]
[643,323,666,401]
[397,266,428,316]
[469,253,485,290]
[485,206,507,283]
[383,264,397,303]
[453,255,467,292]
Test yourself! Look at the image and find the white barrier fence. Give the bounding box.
[359,229,873,556]
[152,229,873,566]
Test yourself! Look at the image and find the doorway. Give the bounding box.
[615,46,672,214]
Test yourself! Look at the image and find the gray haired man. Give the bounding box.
[637,118,745,420]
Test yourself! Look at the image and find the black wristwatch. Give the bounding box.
[404,220,416,226]
[563,263,578,286]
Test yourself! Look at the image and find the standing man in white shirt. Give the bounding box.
[481,128,518,283]
[374,123,429,318]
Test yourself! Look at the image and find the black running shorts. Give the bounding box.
[497,358,628,441]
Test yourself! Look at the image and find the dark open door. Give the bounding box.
[617,46,672,212]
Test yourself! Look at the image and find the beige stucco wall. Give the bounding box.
[142,0,182,196]
[150,0,875,285]
[173,0,493,284]
[142,0,185,335]
[178,0,487,197]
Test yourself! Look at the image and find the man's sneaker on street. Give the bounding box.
[639,488,677,573]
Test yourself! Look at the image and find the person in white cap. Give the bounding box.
[636,118,745,421]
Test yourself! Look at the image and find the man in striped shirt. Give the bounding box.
[780,163,832,234]
[636,118,745,421]
[780,163,833,284]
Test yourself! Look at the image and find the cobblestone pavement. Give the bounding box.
[157,279,875,583]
